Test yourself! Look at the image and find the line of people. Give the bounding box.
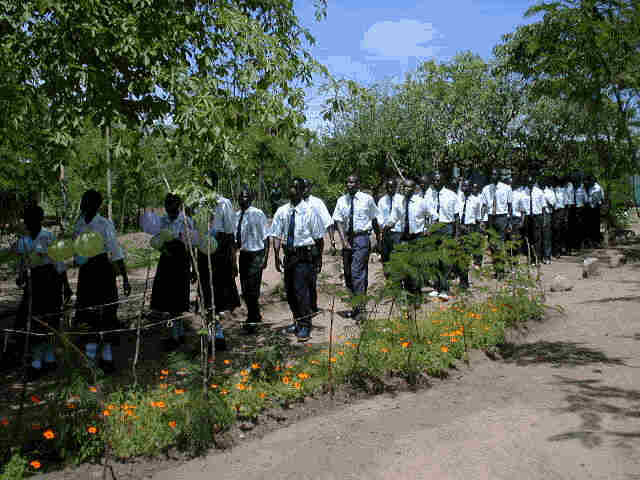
[9,169,604,378]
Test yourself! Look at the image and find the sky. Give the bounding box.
[295,0,541,131]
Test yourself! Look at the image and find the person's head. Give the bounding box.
[289,177,305,204]
[432,170,443,189]
[164,193,182,220]
[302,179,313,198]
[23,204,44,235]
[346,174,360,196]
[238,188,253,210]
[402,178,416,198]
[418,175,430,192]
[471,179,481,196]
[384,178,396,196]
[204,170,218,191]
[461,178,471,195]
[80,189,102,218]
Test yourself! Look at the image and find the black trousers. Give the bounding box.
[342,233,370,314]
[198,236,241,314]
[542,211,552,260]
[552,208,567,256]
[239,250,265,323]
[489,214,509,278]
[381,231,402,277]
[283,250,314,327]
[585,206,601,246]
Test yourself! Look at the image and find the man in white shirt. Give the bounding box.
[303,179,332,313]
[564,175,576,253]
[333,174,380,321]
[527,176,546,265]
[384,178,434,297]
[574,173,588,250]
[457,178,482,289]
[586,175,604,247]
[234,188,270,333]
[486,169,513,279]
[271,178,324,341]
[542,177,556,264]
[552,176,568,257]
[431,170,460,297]
[377,178,403,274]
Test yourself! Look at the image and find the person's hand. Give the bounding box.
[274,255,282,273]
[123,279,132,297]
[231,262,238,278]
[261,258,269,270]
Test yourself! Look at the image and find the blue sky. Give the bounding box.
[296,0,541,130]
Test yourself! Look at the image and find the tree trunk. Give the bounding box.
[106,124,113,222]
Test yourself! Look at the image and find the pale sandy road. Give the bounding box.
[151,252,640,480]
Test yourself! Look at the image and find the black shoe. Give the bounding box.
[99,359,116,374]
[285,323,298,334]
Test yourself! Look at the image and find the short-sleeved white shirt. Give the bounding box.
[377,193,403,227]
[554,187,566,209]
[575,185,587,207]
[543,187,556,211]
[436,187,460,224]
[306,195,333,230]
[530,186,546,215]
[387,194,434,234]
[213,196,235,235]
[332,191,380,232]
[588,183,604,207]
[235,206,270,252]
[73,214,124,262]
[270,200,324,247]
[16,229,66,272]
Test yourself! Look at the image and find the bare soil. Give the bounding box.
[6,227,640,479]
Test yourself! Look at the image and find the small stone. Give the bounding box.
[550,274,573,292]
[582,257,600,278]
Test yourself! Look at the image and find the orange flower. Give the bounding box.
[66,403,77,409]
[102,410,110,417]
[152,401,166,408]
[351,343,358,348]
[220,389,229,395]
[107,404,117,411]
[174,389,185,395]
[491,308,497,313]
[251,363,260,369]
[401,341,411,349]
[345,341,352,346]
[159,376,166,380]
[380,347,389,353]
[329,357,337,363]
[440,346,449,353]
[159,383,168,389]
[30,460,41,469]
[89,386,97,393]
[310,360,320,365]
[451,337,459,343]
[240,369,249,376]
[293,382,302,390]
[210,384,218,389]
[168,421,177,429]
[161,369,169,375]
[235,383,246,391]
[43,429,55,440]
[125,410,135,417]
[282,376,290,385]
[0,417,8,426]
[259,392,266,399]
[87,426,98,435]
[30,395,42,404]
[337,351,344,356]
[223,359,231,365]
[297,372,310,380]
[275,365,281,371]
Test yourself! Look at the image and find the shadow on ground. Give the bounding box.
[499,341,627,368]
[548,375,640,450]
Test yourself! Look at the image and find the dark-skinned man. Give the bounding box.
[482,169,513,279]
[384,177,434,298]
[332,174,380,322]
[271,178,324,341]
[376,177,403,276]
[234,188,270,334]
[302,179,333,314]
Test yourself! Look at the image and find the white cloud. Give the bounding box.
[361,19,443,64]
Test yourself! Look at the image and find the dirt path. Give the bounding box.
[149,252,640,480]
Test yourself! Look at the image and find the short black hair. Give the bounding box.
[82,189,103,210]
[23,204,44,222]
[165,193,182,208]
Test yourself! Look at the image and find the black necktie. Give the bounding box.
[461,197,467,225]
[404,196,410,238]
[530,187,533,216]
[437,191,441,218]
[236,209,245,250]
[348,194,355,238]
[286,207,295,250]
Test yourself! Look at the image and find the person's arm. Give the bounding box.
[335,221,350,250]
[272,237,282,273]
[262,237,270,269]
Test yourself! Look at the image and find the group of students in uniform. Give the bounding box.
[10,169,605,377]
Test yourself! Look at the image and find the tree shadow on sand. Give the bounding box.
[499,341,627,368]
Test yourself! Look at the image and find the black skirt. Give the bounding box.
[197,236,240,314]
[16,263,64,335]
[76,253,120,338]
[150,239,191,314]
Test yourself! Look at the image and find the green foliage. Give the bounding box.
[1,451,28,480]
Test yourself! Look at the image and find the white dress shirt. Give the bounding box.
[377,193,403,227]
[270,200,324,247]
[588,183,604,207]
[554,187,566,209]
[332,191,380,232]
[575,185,587,207]
[235,206,269,252]
[565,182,575,206]
[213,196,236,234]
[512,188,523,219]
[436,187,460,223]
[543,187,556,212]
[73,214,124,261]
[387,194,434,234]
[480,184,494,221]
[16,229,66,272]
[494,182,513,215]
[306,195,333,231]
[530,186,546,215]
[517,187,531,216]
[460,194,482,225]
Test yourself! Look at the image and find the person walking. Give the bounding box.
[586,175,604,247]
[377,178,403,275]
[552,176,568,257]
[528,177,546,265]
[332,174,380,322]
[271,178,324,341]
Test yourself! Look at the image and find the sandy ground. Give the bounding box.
[147,250,640,480]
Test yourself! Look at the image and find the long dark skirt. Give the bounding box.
[76,253,119,340]
[198,239,241,314]
[150,240,191,314]
[16,264,64,334]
